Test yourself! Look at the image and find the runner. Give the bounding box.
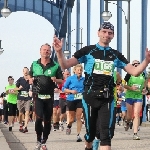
[120,86,127,126]
[63,64,84,142]
[58,69,70,131]
[15,67,32,133]
[5,76,18,131]
[53,84,61,131]
[0,95,4,122]
[53,22,150,150]
[116,86,122,126]
[29,43,63,150]
[92,71,121,150]
[124,60,147,140]
[1,92,8,124]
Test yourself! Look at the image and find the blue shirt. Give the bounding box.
[63,74,85,101]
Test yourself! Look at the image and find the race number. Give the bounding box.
[93,59,114,76]
[74,93,82,100]
[20,91,28,97]
[133,84,141,91]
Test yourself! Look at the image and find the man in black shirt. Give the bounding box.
[53,22,150,150]
[15,67,32,133]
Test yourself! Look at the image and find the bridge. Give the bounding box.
[0,0,148,61]
[0,0,148,121]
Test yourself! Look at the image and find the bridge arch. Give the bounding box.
[0,0,70,37]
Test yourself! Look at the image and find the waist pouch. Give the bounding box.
[83,89,113,108]
[89,88,113,99]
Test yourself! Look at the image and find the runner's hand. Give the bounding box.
[29,91,32,97]
[51,77,56,82]
[19,85,23,90]
[54,88,59,93]
[52,35,63,53]
[71,90,78,94]
[145,48,150,63]
[131,85,138,91]
[142,88,148,95]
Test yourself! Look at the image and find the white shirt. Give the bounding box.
[54,93,60,100]
[0,98,3,109]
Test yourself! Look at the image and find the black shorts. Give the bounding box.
[82,92,115,146]
[67,100,82,111]
[7,103,17,116]
[59,98,67,114]
[53,100,60,108]
[116,107,121,114]
[30,105,33,112]
[0,109,3,116]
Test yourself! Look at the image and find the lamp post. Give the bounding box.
[102,0,131,62]
[1,0,11,18]
[63,28,83,58]
[0,40,4,55]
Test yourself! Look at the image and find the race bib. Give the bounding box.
[9,89,14,93]
[38,94,51,99]
[20,91,28,97]
[93,59,114,76]
[122,96,125,101]
[117,100,121,105]
[74,93,82,100]
[133,84,141,91]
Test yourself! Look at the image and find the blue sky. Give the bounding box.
[0,0,149,92]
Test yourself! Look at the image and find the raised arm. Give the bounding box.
[116,48,150,76]
[53,36,78,69]
[124,59,149,76]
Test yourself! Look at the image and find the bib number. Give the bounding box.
[38,94,51,99]
[9,89,14,93]
[133,84,141,91]
[74,93,82,100]
[93,59,114,76]
[122,96,125,101]
[117,100,121,105]
[20,91,28,97]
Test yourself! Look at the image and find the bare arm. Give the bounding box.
[14,86,23,91]
[116,72,122,84]
[124,85,132,90]
[55,79,63,84]
[64,89,77,94]
[124,59,149,76]
[144,80,147,89]
[56,51,79,70]
[64,89,72,94]
[53,36,81,69]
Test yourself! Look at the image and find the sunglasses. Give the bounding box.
[132,62,140,66]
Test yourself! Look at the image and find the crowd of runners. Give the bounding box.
[1,22,150,150]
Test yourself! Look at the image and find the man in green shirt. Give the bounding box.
[5,76,18,131]
[29,43,63,150]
